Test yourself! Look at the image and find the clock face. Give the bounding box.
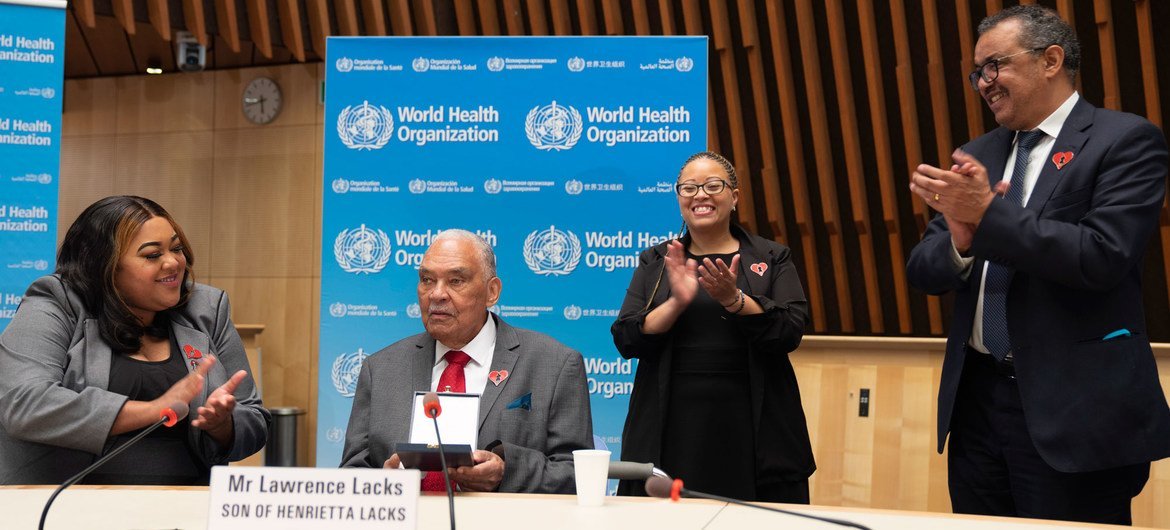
[242,77,282,125]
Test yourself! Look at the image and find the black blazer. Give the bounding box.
[907,97,1170,473]
[611,225,814,493]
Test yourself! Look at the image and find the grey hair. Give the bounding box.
[679,151,738,188]
[978,5,1080,83]
[432,229,497,279]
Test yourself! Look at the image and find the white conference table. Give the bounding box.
[1,486,1154,530]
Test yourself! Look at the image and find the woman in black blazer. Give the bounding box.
[0,196,269,485]
[611,151,814,502]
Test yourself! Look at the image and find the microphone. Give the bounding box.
[422,391,456,530]
[38,402,190,530]
[607,460,670,481]
[644,475,873,530]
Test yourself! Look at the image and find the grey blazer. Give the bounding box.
[341,314,593,493]
[0,275,270,484]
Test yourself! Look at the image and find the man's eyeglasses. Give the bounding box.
[967,47,1047,91]
[676,179,732,197]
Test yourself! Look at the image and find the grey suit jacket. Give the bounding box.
[341,314,592,493]
[0,275,270,484]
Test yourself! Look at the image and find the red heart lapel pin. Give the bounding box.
[182,344,203,360]
[489,370,510,386]
[750,262,768,277]
[1052,151,1074,170]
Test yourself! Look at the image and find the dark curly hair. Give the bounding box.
[56,196,195,354]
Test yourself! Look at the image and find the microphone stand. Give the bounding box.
[430,415,456,530]
[651,477,872,530]
[38,413,176,530]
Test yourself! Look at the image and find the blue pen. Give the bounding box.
[1103,329,1131,341]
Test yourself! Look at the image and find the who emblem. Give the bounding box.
[337,101,395,151]
[38,173,53,184]
[334,224,392,274]
[412,57,430,72]
[335,57,354,72]
[675,56,694,72]
[523,225,582,276]
[563,305,582,320]
[525,101,583,151]
[331,178,350,194]
[484,178,503,194]
[34,260,48,271]
[565,179,583,195]
[331,348,369,397]
[326,427,345,443]
[408,179,426,194]
[406,303,422,318]
[567,57,585,72]
[487,57,505,72]
[329,302,347,317]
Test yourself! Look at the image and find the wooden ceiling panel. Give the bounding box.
[214,0,240,52]
[79,15,138,75]
[64,12,100,78]
[128,20,178,74]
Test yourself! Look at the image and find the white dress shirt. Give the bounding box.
[431,315,497,395]
[952,92,1080,355]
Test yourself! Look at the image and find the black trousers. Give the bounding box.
[948,351,1150,525]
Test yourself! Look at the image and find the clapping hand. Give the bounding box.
[697,254,741,307]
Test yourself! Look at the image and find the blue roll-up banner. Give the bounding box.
[0,0,65,332]
[319,37,707,468]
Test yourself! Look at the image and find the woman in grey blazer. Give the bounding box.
[0,196,269,485]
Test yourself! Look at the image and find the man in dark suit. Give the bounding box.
[341,229,592,493]
[907,5,1170,524]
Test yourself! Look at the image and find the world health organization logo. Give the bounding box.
[487,56,504,72]
[34,260,48,271]
[412,57,430,72]
[326,427,345,443]
[337,101,395,150]
[329,302,347,317]
[38,173,53,184]
[408,179,426,194]
[564,305,582,320]
[334,224,392,274]
[335,56,354,72]
[675,56,694,72]
[42,87,56,99]
[525,101,583,151]
[523,225,582,276]
[565,179,583,195]
[331,348,369,397]
[331,178,350,194]
[484,178,502,194]
[567,57,585,72]
[406,303,422,318]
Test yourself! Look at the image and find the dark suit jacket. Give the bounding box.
[0,275,270,484]
[340,314,593,493]
[611,225,814,494]
[906,97,1170,473]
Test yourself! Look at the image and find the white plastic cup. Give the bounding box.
[572,449,611,506]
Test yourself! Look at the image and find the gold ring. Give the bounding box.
[933,193,940,202]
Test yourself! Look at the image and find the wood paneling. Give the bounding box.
[57,135,117,242]
[113,72,215,134]
[112,132,215,258]
[212,65,320,129]
[794,337,1170,525]
[210,125,318,278]
[62,78,118,136]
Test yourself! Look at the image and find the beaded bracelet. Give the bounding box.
[723,289,745,314]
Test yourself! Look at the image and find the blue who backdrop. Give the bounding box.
[0,0,65,332]
[319,36,707,467]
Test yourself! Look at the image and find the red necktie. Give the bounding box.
[421,350,472,492]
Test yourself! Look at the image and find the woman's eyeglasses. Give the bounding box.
[676,179,732,197]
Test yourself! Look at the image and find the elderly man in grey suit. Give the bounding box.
[341,229,592,493]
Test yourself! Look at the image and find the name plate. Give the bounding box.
[208,466,420,529]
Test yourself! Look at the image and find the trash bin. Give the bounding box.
[265,407,305,467]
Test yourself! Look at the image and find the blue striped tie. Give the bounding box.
[981,130,1046,361]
